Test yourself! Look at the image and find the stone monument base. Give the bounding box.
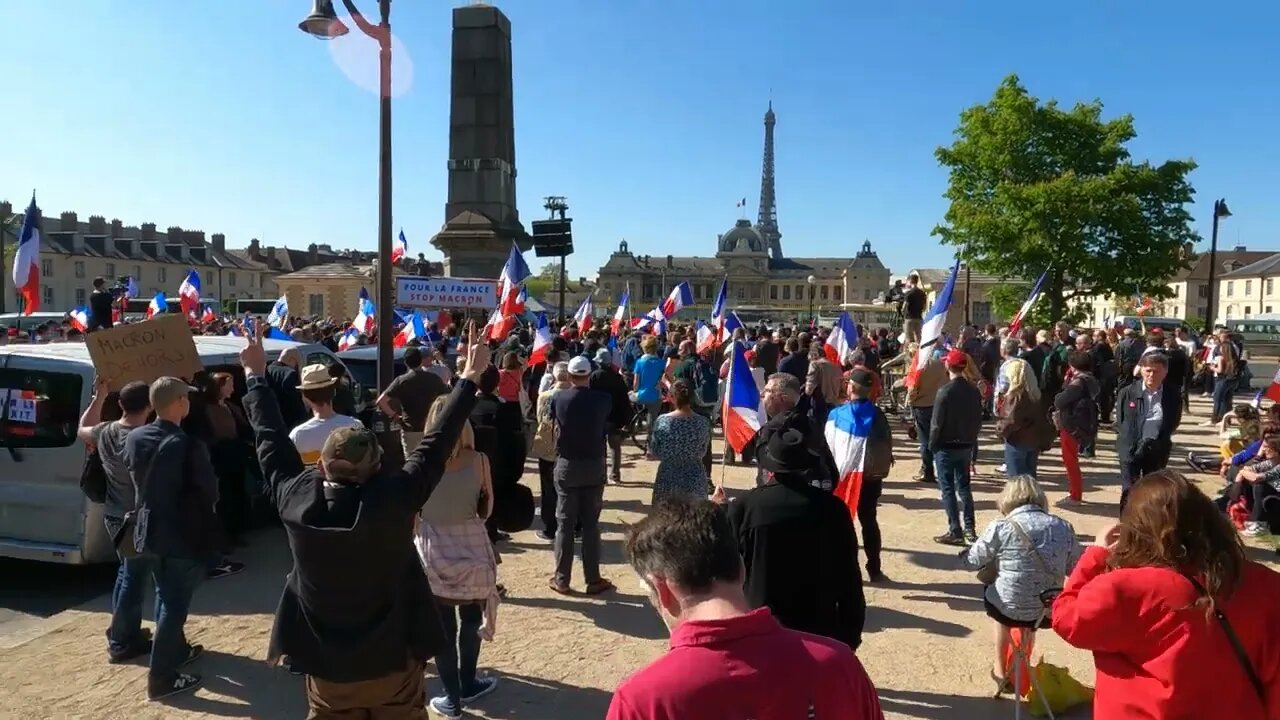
[431,210,529,279]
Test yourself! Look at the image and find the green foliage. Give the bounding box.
[933,75,1200,323]
[535,262,561,281]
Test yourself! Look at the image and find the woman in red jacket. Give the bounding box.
[1053,469,1280,719]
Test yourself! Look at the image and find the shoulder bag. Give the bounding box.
[1185,575,1265,704]
[977,516,1053,586]
[115,435,173,559]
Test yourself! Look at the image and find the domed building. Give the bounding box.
[595,104,891,322]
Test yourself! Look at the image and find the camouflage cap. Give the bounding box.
[320,425,383,482]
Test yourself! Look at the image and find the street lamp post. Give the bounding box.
[1204,198,1232,334]
[806,274,816,327]
[298,0,396,394]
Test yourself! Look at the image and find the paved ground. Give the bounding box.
[0,393,1276,720]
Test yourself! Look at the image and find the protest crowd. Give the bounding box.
[8,252,1280,720]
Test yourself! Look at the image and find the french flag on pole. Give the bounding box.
[497,243,531,316]
[699,279,728,353]
[353,296,376,334]
[394,312,426,348]
[513,286,528,315]
[824,311,859,365]
[337,327,359,351]
[201,306,216,324]
[1007,269,1047,336]
[906,260,960,388]
[528,313,553,365]
[611,285,630,337]
[722,340,762,453]
[11,194,42,315]
[718,310,744,345]
[146,292,167,319]
[573,295,594,331]
[825,398,880,520]
[68,307,90,333]
[392,229,408,265]
[178,269,202,317]
[659,281,694,320]
[267,295,289,329]
[695,320,713,351]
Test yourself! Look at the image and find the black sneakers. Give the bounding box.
[208,560,245,580]
[147,672,202,701]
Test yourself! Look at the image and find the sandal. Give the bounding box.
[990,669,1013,697]
[548,578,571,595]
[584,578,615,596]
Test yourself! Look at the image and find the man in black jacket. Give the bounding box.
[1114,352,1182,510]
[88,277,115,331]
[238,325,487,718]
[265,347,308,430]
[1017,327,1045,386]
[589,348,631,484]
[902,272,926,343]
[929,350,983,546]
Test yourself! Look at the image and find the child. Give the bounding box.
[1231,436,1280,537]
[497,351,524,403]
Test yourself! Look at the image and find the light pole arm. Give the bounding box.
[339,0,389,41]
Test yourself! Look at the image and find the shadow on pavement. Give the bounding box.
[472,670,614,719]
[503,592,667,641]
[166,649,305,717]
[877,687,1020,720]
[864,605,972,638]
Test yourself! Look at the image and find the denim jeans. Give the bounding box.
[149,555,206,683]
[914,406,935,481]
[1003,443,1039,479]
[436,603,485,706]
[104,517,153,656]
[934,446,975,536]
[1212,377,1237,421]
[605,426,623,482]
[643,400,662,452]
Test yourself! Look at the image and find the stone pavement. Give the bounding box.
[0,394,1275,720]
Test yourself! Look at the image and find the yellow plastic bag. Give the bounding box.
[1025,660,1093,717]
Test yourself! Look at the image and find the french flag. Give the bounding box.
[659,281,694,320]
[353,296,376,334]
[497,243,531,316]
[394,312,426,348]
[611,285,630,337]
[201,306,216,324]
[699,279,728,353]
[1261,368,1280,403]
[337,327,359,351]
[513,286,528,315]
[1007,269,1047,336]
[906,260,960,388]
[573,295,594,331]
[177,269,201,317]
[722,340,762,453]
[528,313,552,365]
[718,310,744,345]
[68,307,90,332]
[11,194,42,315]
[392,229,408,265]
[695,320,713,351]
[824,311,858,365]
[484,306,516,342]
[266,295,289,329]
[633,309,665,336]
[146,292,167,319]
[825,398,880,519]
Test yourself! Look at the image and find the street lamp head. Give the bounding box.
[298,0,349,39]
[1215,198,1232,219]
[806,274,816,285]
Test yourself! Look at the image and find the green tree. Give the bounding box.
[933,75,1200,322]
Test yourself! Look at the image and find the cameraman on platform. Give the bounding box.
[89,277,115,331]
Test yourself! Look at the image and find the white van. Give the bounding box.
[0,336,340,564]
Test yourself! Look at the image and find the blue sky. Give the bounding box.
[4,1,1279,286]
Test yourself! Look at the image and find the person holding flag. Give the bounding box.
[177,269,202,319]
[11,194,42,316]
[825,368,894,583]
[699,279,728,354]
[610,285,629,339]
[146,292,168,319]
[266,295,289,330]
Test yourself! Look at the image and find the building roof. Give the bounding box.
[717,219,768,254]
[1189,250,1279,280]
[275,263,376,281]
[1220,252,1280,278]
[911,265,1015,286]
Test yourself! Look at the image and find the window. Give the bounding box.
[972,301,993,326]
[1245,306,1253,317]
[133,265,142,281]
[104,262,116,278]
[42,287,54,307]
[74,261,85,279]
[1171,285,1179,297]
[1267,306,1274,314]
[158,267,167,284]
[0,367,84,448]
[1198,285,1209,298]
[834,287,843,302]
[770,286,778,300]
[204,271,212,287]
[794,285,804,300]
[1245,280,1253,294]
[41,259,53,277]
[1269,279,1275,295]
[75,288,86,306]
[782,286,791,300]
[820,286,829,301]
[229,272,237,287]
[1227,281,1234,297]
[308,293,324,316]
[864,288,872,300]
[736,286,745,300]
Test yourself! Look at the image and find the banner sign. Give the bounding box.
[86,314,203,390]
[396,276,498,309]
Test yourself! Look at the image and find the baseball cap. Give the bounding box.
[848,368,874,389]
[320,425,383,481]
[568,356,592,376]
[149,376,195,409]
[944,349,969,369]
[594,348,614,366]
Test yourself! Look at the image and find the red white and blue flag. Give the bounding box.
[718,311,744,345]
[824,311,859,365]
[528,313,553,365]
[1007,269,1047,336]
[825,399,880,520]
[146,292,167,319]
[695,320,713,351]
[394,311,426,348]
[659,281,694,320]
[496,243,531,316]
[177,268,201,317]
[337,327,359,351]
[266,294,289,329]
[722,340,762,453]
[611,285,630,337]
[392,229,408,265]
[573,295,594,331]
[699,279,728,353]
[201,306,216,324]
[68,307,90,333]
[11,194,42,315]
[353,296,376,334]
[632,309,665,336]
[513,286,528,316]
[484,306,516,342]
[906,259,960,388]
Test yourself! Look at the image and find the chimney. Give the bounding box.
[307,242,319,266]
[167,226,183,242]
[666,254,673,268]
[0,201,10,217]
[140,223,156,241]
[183,230,205,247]
[88,215,106,234]
[60,211,78,231]
[211,233,226,252]
[109,218,123,237]
[165,226,189,262]
[248,238,261,259]
[266,246,278,261]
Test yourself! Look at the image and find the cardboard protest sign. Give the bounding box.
[86,314,203,390]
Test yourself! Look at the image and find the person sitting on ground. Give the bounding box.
[608,496,884,720]
[1186,403,1263,474]
[1228,435,1280,537]
[962,474,1082,695]
[1053,470,1280,719]
[237,324,489,718]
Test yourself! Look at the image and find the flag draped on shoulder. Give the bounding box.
[722,340,762,453]
[825,400,880,519]
[12,194,42,315]
[824,311,858,365]
[1007,270,1047,336]
[905,260,960,388]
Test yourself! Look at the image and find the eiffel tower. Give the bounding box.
[756,101,783,260]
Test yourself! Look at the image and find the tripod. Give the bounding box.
[995,590,1059,719]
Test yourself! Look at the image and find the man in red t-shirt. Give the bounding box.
[608,497,883,720]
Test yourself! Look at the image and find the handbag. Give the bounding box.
[80,448,109,504]
[1185,575,1266,704]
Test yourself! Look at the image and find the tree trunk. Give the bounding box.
[1048,270,1065,323]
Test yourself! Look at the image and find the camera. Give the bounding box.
[109,276,132,299]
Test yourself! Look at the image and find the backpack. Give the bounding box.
[692,358,719,408]
[1059,379,1099,443]
[80,448,108,504]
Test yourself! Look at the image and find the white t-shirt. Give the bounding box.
[289,414,365,465]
